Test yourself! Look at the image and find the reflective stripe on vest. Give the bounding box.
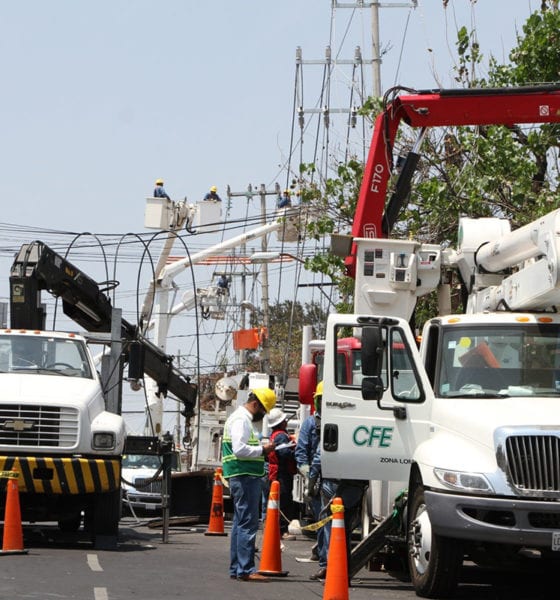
[222,412,264,478]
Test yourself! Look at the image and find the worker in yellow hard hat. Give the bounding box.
[222,387,276,581]
[277,188,292,209]
[295,380,323,565]
[153,178,171,200]
[203,185,222,202]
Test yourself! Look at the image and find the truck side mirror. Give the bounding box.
[299,363,318,405]
[362,376,384,401]
[361,326,383,377]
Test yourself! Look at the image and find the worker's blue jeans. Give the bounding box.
[229,475,261,578]
[319,479,366,570]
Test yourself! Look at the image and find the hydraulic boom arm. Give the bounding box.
[347,85,560,277]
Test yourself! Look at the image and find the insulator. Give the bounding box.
[323,107,330,128]
[354,46,362,64]
[298,107,305,129]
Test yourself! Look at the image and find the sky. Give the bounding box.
[0,0,541,433]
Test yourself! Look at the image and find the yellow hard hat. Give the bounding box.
[284,189,290,195]
[313,380,323,412]
[314,380,324,398]
[155,179,164,185]
[210,185,217,192]
[251,388,276,413]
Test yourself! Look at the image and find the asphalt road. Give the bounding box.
[0,518,556,599]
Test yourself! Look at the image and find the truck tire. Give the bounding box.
[58,511,82,532]
[407,486,462,598]
[91,489,121,548]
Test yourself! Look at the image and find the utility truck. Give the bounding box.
[300,85,560,597]
[3,241,196,547]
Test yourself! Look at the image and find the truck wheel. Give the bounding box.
[58,512,82,532]
[91,489,121,548]
[407,486,462,598]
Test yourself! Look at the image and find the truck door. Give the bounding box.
[321,316,432,481]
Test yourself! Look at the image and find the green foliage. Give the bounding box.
[454,26,483,86]
[508,9,560,84]
[245,300,328,378]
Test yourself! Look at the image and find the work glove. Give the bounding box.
[298,464,310,477]
[306,475,319,500]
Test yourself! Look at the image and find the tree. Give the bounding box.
[244,300,328,378]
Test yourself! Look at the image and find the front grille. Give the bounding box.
[135,477,162,493]
[505,435,560,493]
[0,404,79,447]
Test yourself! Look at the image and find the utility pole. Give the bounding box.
[226,183,280,374]
[371,1,381,97]
[296,45,367,128]
[175,350,182,450]
[331,0,418,97]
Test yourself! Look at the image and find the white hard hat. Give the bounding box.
[267,407,287,428]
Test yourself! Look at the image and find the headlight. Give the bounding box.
[93,432,115,450]
[434,468,493,493]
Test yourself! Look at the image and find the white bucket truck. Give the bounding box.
[299,85,560,597]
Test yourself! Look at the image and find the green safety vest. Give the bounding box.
[222,410,264,478]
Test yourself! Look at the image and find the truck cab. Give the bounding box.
[320,310,560,596]
[0,329,125,542]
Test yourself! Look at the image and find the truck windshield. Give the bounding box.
[437,325,560,397]
[0,335,93,378]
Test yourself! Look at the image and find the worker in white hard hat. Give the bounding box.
[153,178,171,200]
[203,185,222,202]
[266,407,297,540]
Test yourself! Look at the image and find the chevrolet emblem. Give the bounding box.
[2,420,34,432]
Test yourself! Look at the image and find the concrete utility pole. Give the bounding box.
[226,183,280,374]
[331,0,418,97]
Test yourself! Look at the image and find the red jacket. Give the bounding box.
[268,429,297,481]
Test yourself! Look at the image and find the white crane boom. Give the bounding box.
[141,206,302,436]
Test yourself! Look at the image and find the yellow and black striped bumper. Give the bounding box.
[0,456,120,494]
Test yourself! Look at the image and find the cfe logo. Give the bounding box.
[353,425,393,448]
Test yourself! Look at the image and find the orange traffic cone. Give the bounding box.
[258,480,288,576]
[0,473,27,556]
[322,497,348,600]
[204,467,227,536]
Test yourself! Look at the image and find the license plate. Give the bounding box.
[552,531,560,551]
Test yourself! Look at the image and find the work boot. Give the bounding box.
[238,573,269,582]
[309,567,327,580]
[310,544,319,561]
